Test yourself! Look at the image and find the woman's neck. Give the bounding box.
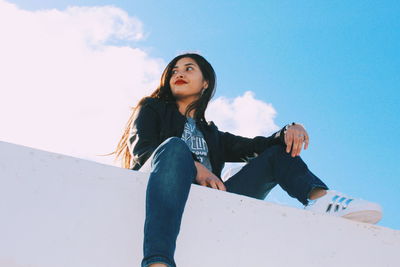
[177,99,195,118]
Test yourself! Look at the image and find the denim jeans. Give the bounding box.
[139,137,328,267]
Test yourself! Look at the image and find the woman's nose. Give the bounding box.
[173,69,184,77]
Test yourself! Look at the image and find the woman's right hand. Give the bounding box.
[194,161,226,191]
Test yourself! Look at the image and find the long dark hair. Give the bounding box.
[113,52,217,168]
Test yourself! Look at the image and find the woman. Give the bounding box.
[114,53,382,267]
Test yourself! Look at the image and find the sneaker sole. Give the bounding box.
[341,210,382,224]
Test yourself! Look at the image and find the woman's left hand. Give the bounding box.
[284,123,309,157]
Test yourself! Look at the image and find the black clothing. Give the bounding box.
[128,97,287,181]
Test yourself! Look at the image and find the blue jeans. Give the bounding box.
[139,137,328,267]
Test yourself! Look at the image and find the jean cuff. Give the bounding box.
[305,184,329,206]
[142,256,175,267]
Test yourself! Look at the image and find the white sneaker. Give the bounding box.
[304,190,383,224]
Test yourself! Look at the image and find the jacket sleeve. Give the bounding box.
[128,101,161,170]
[219,126,288,162]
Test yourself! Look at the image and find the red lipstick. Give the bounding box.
[175,79,187,85]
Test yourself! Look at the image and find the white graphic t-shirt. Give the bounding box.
[181,117,213,172]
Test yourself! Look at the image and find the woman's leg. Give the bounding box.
[224,143,329,206]
[140,137,197,267]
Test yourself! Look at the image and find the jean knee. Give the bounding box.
[259,143,285,157]
[159,137,189,153]
[255,144,292,165]
[272,143,287,154]
[152,137,196,184]
[163,136,187,146]
[153,137,194,169]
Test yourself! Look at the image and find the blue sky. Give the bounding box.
[5,0,400,229]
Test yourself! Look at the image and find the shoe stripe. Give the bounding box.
[335,197,347,212]
[338,197,346,204]
[342,198,353,209]
[325,195,355,214]
[326,195,340,213]
[311,193,374,220]
[326,203,332,212]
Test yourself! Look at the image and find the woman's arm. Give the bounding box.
[219,128,284,162]
[128,101,161,169]
[219,123,309,162]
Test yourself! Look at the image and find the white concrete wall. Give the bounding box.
[0,141,399,267]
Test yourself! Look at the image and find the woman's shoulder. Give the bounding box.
[199,119,219,132]
[138,97,169,112]
[140,97,164,106]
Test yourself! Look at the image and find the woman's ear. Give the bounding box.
[203,80,209,89]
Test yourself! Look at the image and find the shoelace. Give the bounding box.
[325,195,354,213]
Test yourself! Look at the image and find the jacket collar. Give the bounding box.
[168,100,210,127]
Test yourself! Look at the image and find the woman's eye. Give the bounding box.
[172,66,193,74]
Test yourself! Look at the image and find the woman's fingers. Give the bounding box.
[285,125,310,157]
[285,131,293,153]
[207,177,218,190]
[218,180,227,191]
[304,132,309,150]
[297,134,305,156]
[293,138,300,157]
[198,180,207,187]
[286,131,299,157]
[206,177,226,191]
[195,162,226,191]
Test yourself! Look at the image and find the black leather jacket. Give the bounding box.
[128,97,287,181]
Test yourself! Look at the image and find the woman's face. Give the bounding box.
[169,57,208,102]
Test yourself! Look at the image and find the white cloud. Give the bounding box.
[0,0,163,166]
[207,91,280,137]
[207,91,280,179]
[0,0,279,168]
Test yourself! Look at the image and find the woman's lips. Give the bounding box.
[175,80,187,85]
